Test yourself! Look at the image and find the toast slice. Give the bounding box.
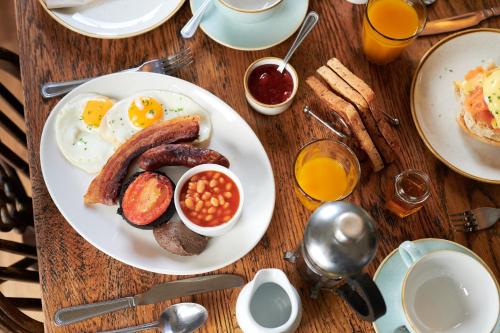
[306,76,384,172]
[327,58,401,157]
[317,66,395,163]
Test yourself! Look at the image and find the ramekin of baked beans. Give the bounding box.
[174,164,244,237]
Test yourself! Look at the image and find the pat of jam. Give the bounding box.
[248,64,294,105]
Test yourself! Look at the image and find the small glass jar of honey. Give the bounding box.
[385,169,430,218]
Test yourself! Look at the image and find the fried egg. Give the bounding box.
[99,91,211,146]
[55,94,116,173]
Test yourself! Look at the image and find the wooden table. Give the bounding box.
[15,0,500,332]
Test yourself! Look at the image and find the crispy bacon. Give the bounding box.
[84,117,200,206]
[137,144,230,170]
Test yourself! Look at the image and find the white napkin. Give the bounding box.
[44,0,99,9]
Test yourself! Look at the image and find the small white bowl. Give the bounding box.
[174,164,244,237]
[215,0,283,24]
[244,57,299,116]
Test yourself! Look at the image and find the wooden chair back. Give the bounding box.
[0,161,42,332]
[0,47,29,178]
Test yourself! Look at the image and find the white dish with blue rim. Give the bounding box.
[190,0,309,51]
[373,238,500,333]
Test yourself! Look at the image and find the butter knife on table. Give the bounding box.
[421,6,499,36]
[54,274,244,326]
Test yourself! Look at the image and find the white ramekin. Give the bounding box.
[244,57,299,116]
[174,164,244,237]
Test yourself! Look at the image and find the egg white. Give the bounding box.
[99,91,211,146]
[55,93,116,174]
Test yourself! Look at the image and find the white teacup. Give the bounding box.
[399,241,499,333]
[215,0,283,24]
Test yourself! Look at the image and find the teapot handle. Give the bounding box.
[335,273,386,322]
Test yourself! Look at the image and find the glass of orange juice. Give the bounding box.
[294,139,361,210]
[362,0,427,65]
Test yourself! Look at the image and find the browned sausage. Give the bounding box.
[138,144,230,170]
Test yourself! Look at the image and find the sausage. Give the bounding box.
[137,144,230,170]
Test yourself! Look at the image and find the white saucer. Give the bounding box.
[190,0,309,51]
[373,238,500,333]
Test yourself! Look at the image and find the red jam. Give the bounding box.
[248,64,294,105]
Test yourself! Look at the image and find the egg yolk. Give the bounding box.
[82,98,114,128]
[128,97,164,129]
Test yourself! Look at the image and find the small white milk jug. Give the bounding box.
[236,269,302,333]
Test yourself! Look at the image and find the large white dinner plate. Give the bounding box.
[40,72,275,275]
[38,0,185,39]
[411,29,500,184]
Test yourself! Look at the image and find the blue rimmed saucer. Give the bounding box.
[373,238,500,333]
[190,0,309,51]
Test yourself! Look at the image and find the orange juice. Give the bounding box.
[296,157,348,202]
[294,140,360,211]
[362,0,424,65]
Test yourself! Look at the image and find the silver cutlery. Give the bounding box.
[449,207,500,232]
[421,6,500,36]
[54,274,244,326]
[277,11,319,73]
[303,106,348,139]
[99,303,208,333]
[181,0,213,39]
[382,111,400,126]
[41,48,193,99]
[422,0,436,5]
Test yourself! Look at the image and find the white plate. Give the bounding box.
[411,29,500,184]
[38,0,185,39]
[40,72,275,275]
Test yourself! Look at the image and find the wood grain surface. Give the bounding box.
[14,0,500,332]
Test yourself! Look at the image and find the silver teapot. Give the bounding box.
[284,201,386,322]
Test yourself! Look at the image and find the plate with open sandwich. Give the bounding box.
[40,72,275,274]
[38,0,185,39]
[411,28,500,184]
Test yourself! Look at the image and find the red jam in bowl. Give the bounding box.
[247,64,294,105]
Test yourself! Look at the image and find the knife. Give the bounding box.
[54,274,244,326]
[421,6,499,36]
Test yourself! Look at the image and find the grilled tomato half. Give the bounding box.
[118,171,175,229]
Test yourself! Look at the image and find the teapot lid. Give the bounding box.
[303,201,378,275]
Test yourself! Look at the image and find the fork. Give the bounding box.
[41,48,193,99]
[449,207,500,232]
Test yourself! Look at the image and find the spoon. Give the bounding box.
[181,0,213,39]
[277,11,319,73]
[99,303,208,333]
[382,111,400,126]
[303,106,347,139]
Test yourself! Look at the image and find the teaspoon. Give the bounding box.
[382,111,400,126]
[277,11,319,73]
[304,106,348,139]
[181,0,213,39]
[99,303,208,333]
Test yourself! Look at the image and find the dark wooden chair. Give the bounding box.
[0,46,43,332]
[0,160,43,333]
[0,47,29,178]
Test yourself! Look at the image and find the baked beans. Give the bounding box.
[180,171,240,227]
